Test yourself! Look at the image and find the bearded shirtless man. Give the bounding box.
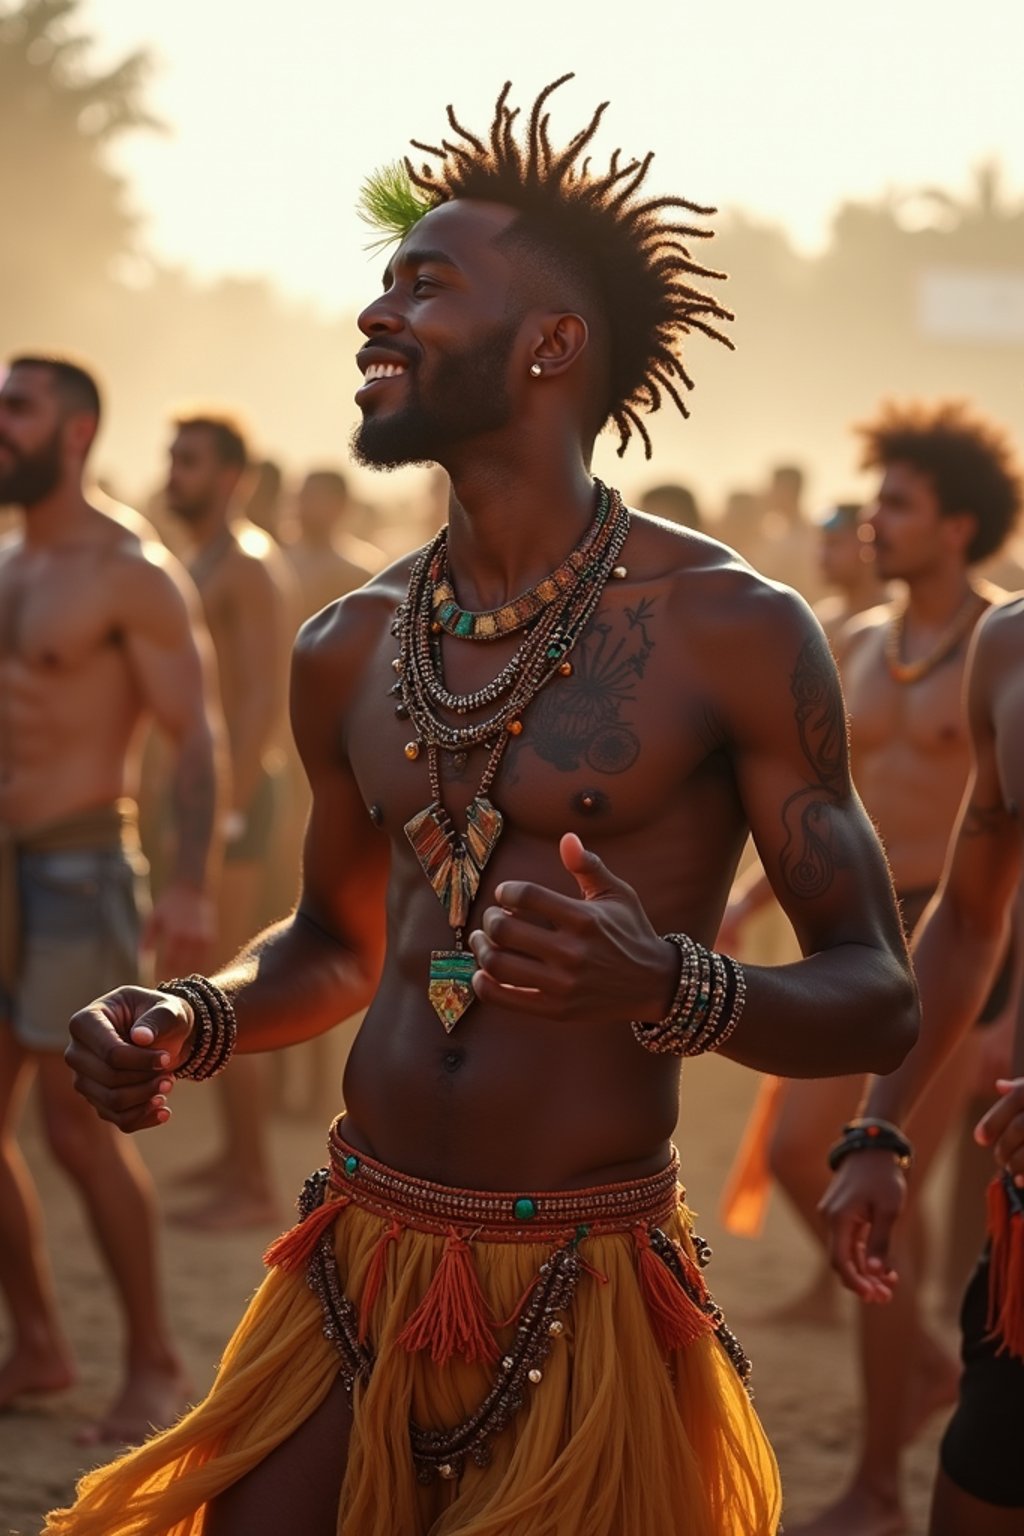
[821,591,1024,1536]
[164,412,296,1229]
[46,81,916,1536]
[0,356,222,1441]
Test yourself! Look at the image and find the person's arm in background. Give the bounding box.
[122,543,226,975]
[820,611,1021,1299]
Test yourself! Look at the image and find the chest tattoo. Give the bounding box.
[511,599,657,776]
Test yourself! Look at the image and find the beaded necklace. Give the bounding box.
[429,487,616,640]
[393,482,630,1029]
[885,587,986,684]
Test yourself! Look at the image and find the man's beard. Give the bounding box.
[166,494,210,525]
[0,426,62,507]
[352,321,518,471]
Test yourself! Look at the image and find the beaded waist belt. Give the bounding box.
[326,1118,681,1242]
[263,1120,751,1484]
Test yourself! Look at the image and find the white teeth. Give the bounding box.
[364,362,407,382]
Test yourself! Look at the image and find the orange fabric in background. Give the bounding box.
[720,1076,785,1238]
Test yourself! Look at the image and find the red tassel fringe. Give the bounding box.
[263,1195,349,1274]
[986,1176,1024,1361]
[358,1220,403,1344]
[397,1229,499,1366]
[633,1227,713,1355]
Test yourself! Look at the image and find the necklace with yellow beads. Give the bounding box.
[885,587,986,685]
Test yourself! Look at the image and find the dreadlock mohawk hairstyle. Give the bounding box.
[357,75,734,457]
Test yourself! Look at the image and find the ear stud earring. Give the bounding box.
[529,363,543,377]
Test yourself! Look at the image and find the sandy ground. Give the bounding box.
[0,1018,957,1535]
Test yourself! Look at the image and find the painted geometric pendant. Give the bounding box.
[404,796,504,931]
[428,949,477,1032]
[405,794,504,1029]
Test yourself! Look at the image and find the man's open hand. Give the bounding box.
[819,1151,906,1304]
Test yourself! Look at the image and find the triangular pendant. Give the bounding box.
[428,950,477,1032]
[405,796,504,930]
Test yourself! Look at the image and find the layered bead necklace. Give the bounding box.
[393,481,630,1029]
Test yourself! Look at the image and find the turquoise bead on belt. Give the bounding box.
[343,1155,359,1177]
[513,1197,537,1221]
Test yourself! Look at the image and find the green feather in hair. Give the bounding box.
[357,162,434,251]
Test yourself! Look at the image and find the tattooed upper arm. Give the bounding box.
[722,588,899,952]
[778,635,852,900]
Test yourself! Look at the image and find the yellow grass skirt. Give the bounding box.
[45,1122,781,1535]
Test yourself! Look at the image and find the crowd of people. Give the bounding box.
[1,76,1024,1536]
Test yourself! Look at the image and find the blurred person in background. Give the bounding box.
[243,457,284,541]
[638,481,702,532]
[283,468,381,623]
[165,410,296,1230]
[755,462,822,601]
[718,487,766,565]
[723,400,1021,1536]
[276,468,381,1119]
[812,502,888,647]
[0,355,223,1441]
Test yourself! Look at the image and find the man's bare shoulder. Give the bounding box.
[90,488,163,544]
[293,549,416,667]
[96,525,208,642]
[963,597,1024,741]
[629,511,817,647]
[974,593,1024,666]
[832,600,894,658]
[217,518,295,597]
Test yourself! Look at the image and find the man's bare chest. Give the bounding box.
[844,638,968,761]
[345,595,720,843]
[0,559,119,670]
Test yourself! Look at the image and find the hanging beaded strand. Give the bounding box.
[395,482,631,1028]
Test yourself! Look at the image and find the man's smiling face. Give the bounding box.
[352,200,527,471]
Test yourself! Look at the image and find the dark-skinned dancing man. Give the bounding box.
[45,78,917,1536]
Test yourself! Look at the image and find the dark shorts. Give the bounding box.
[0,847,147,1053]
[940,1250,1024,1508]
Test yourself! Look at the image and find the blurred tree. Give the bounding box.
[0,0,158,330]
[906,160,1024,262]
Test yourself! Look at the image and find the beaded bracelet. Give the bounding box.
[630,934,747,1058]
[159,973,238,1081]
[827,1118,913,1173]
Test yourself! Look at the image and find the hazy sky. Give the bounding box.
[85,0,1024,318]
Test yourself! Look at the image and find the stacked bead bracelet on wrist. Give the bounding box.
[159,973,238,1081]
[630,934,747,1057]
[827,1117,913,1173]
